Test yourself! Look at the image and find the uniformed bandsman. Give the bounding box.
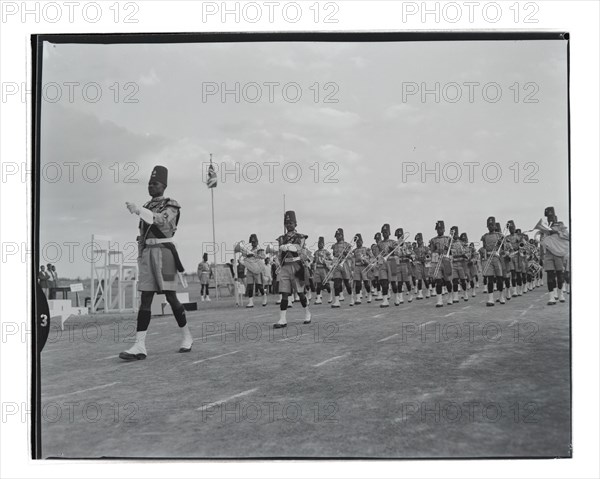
[429,221,454,308]
[413,233,431,300]
[330,228,354,308]
[481,216,506,306]
[372,233,383,300]
[505,221,524,297]
[241,234,267,308]
[394,227,414,304]
[312,236,333,305]
[274,211,311,328]
[120,165,193,360]
[449,227,469,303]
[351,234,373,304]
[377,224,399,308]
[539,207,570,305]
[467,241,479,297]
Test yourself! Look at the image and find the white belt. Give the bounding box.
[284,257,301,263]
[145,238,174,245]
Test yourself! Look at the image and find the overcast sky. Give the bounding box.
[39,38,569,278]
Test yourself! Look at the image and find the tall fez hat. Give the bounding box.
[150,165,168,186]
[487,216,496,227]
[249,234,258,243]
[451,226,459,236]
[507,220,515,228]
[381,223,391,234]
[335,228,344,237]
[435,220,444,230]
[495,222,501,232]
[374,232,382,241]
[544,206,555,217]
[415,233,423,241]
[395,227,404,237]
[284,210,297,224]
[459,232,468,242]
[354,233,363,242]
[318,236,325,243]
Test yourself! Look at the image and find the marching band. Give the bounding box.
[121,166,568,359]
[230,207,569,328]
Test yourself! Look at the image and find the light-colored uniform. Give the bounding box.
[429,235,452,281]
[377,238,398,281]
[277,231,307,294]
[352,246,372,281]
[541,222,570,271]
[137,196,182,292]
[481,231,503,277]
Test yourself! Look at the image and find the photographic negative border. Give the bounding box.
[30,29,571,460]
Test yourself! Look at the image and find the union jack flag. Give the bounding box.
[206,163,217,188]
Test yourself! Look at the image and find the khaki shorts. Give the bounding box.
[378,259,397,281]
[452,260,467,280]
[314,266,329,284]
[353,265,369,281]
[543,251,565,272]
[278,261,304,294]
[482,254,502,277]
[396,261,412,282]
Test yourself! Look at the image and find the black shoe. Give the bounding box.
[119,352,146,361]
[486,302,495,307]
[303,320,312,325]
[179,346,192,353]
[273,323,287,329]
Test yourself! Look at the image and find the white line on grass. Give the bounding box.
[94,355,120,361]
[372,313,385,318]
[444,312,457,317]
[462,306,471,310]
[192,350,240,365]
[377,334,398,343]
[312,354,349,367]
[197,388,259,411]
[520,305,534,317]
[43,382,121,401]
[422,320,437,326]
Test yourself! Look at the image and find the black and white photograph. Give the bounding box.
[31,31,574,460]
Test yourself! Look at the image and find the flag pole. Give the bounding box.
[210,153,219,300]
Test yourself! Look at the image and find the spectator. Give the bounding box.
[47,263,57,298]
[38,265,50,297]
[197,253,212,302]
[236,261,246,297]
[263,258,273,294]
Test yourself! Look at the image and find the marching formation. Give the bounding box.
[234,208,570,328]
[118,165,570,359]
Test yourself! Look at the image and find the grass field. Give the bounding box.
[40,285,571,459]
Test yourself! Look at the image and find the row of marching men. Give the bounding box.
[234,207,569,328]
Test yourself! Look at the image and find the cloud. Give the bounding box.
[286,106,361,129]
